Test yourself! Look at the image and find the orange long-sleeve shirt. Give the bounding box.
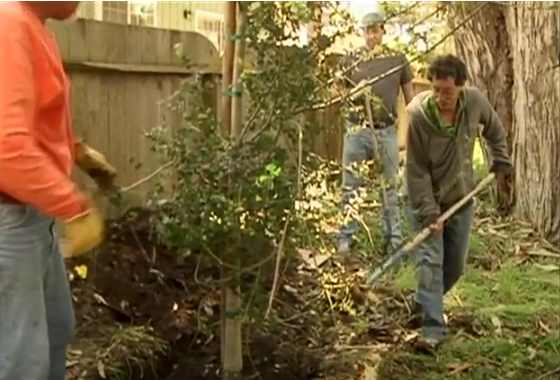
[0,2,87,220]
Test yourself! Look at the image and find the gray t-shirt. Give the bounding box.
[343,49,413,125]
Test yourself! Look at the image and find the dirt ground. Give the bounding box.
[65,207,559,380]
[66,209,358,380]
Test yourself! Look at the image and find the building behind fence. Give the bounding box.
[76,1,226,52]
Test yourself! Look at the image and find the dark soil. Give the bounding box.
[66,209,331,380]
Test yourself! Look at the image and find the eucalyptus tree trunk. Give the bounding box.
[451,2,559,245]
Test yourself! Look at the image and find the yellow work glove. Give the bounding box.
[75,142,117,190]
[61,208,105,258]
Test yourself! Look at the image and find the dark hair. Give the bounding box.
[427,55,468,86]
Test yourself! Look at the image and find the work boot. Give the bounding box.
[412,335,443,353]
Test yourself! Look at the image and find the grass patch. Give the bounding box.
[468,231,489,256]
[386,249,560,379]
[379,332,560,380]
[393,262,416,290]
[453,262,560,326]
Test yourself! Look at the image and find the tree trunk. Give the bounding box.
[449,2,515,212]
[221,2,243,379]
[221,2,236,136]
[504,2,560,246]
[231,3,247,139]
[451,2,560,246]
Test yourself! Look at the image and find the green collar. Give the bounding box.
[422,92,465,137]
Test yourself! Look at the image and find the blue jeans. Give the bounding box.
[0,203,75,380]
[412,201,474,341]
[340,125,402,249]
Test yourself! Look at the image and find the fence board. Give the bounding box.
[47,19,221,215]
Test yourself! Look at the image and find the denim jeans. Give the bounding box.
[340,124,402,250]
[412,200,474,341]
[0,203,75,380]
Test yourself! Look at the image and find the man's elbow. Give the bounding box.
[402,82,414,105]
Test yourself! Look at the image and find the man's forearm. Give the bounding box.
[402,81,414,105]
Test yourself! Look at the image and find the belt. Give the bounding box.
[0,192,22,205]
[366,122,391,130]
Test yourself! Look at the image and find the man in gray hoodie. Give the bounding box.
[406,55,512,348]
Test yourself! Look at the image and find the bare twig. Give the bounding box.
[537,367,560,380]
[194,255,236,287]
[322,282,338,326]
[128,226,151,264]
[120,160,175,193]
[385,1,422,23]
[296,122,303,197]
[296,2,488,114]
[495,2,560,11]
[244,99,279,144]
[238,96,266,141]
[203,246,276,274]
[335,344,379,351]
[407,4,445,32]
[265,118,305,319]
[541,239,560,254]
[352,210,375,248]
[528,251,560,259]
[194,255,225,287]
[264,215,291,319]
[151,246,157,265]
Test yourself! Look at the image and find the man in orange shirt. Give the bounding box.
[0,2,115,379]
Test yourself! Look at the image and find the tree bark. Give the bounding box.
[505,2,560,245]
[451,2,560,246]
[449,2,515,212]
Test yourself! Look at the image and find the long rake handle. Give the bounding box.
[367,172,496,284]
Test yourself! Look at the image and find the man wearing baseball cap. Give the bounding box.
[338,11,414,257]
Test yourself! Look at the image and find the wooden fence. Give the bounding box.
[48,19,431,215]
[48,19,221,213]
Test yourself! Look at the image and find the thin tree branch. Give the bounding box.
[264,214,291,319]
[120,160,175,193]
[264,119,305,319]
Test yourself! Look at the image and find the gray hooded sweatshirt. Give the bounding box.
[406,87,512,226]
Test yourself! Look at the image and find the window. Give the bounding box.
[193,10,225,52]
[102,1,128,24]
[76,1,96,20]
[129,1,157,27]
